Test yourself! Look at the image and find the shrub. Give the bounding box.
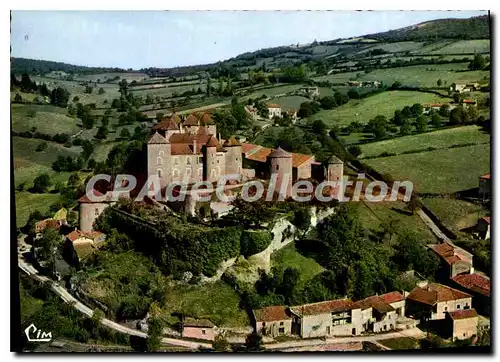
[240,230,273,257]
[35,142,48,152]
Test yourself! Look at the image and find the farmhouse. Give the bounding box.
[284,109,298,123]
[428,242,473,278]
[406,282,472,321]
[347,81,363,87]
[479,173,490,199]
[451,83,479,93]
[288,299,363,338]
[447,309,479,341]
[252,305,293,337]
[266,104,282,119]
[244,105,259,121]
[353,295,398,333]
[476,216,490,239]
[450,273,490,316]
[298,86,319,97]
[182,318,215,341]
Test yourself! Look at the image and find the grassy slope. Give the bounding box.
[360,125,490,158]
[422,198,488,233]
[162,281,249,327]
[266,95,310,109]
[378,337,419,350]
[364,143,490,194]
[12,103,81,135]
[271,243,325,283]
[311,91,451,127]
[15,191,60,227]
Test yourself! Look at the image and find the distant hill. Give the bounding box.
[365,15,490,42]
[10,57,128,76]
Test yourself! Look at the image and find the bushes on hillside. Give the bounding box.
[240,230,273,257]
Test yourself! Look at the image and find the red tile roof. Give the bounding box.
[184,113,199,126]
[480,174,490,180]
[481,216,491,225]
[429,243,471,265]
[35,219,65,233]
[290,299,355,316]
[77,190,111,203]
[67,230,105,243]
[254,305,291,322]
[268,147,292,159]
[380,291,405,304]
[451,274,490,297]
[354,296,395,314]
[199,112,214,125]
[407,283,471,306]
[242,143,314,168]
[463,99,476,104]
[223,136,241,147]
[148,132,169,144]
[183,317,214,328]
[448,309,478,320]
[205,135,219,148]
[267,103,281,109]
[152,118,179,131]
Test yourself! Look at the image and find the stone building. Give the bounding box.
[182,318,215,341]
[479,173,490,200]
[476,216,490,239]
[252,305,293,337]
[450,273,490,316]
[353,295,398,333]
[288,299,363,338]
[78,190,115,232]
[266,104,282,119]
[406,282,472,321]
[428,242,474,278]
[447,309,478,341]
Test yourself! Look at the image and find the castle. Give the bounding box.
[147,112,344,193]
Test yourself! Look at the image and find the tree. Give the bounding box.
[449,107,463,125]
[393,110,403,126]
[467,106,478,122]
[68,173,81,189]
[119,128,131,139]
[431,113,442,128]
[415,115,427,133]
[410,103,423,117]
[348,145,362,158]
[439,104,450,118]
[87,158,97,170]
[401,106,412,119]
[146,317,164,352]
[347,89,360,100]
[73,96,79,102]
[319,96,336,110]
[292,208,311,237]
[245,332,263,352]
[36,142,48,152]
[33,173,52,193]
[392,231,439,277]
[399,120,412,136]
[95,126,109,140]
[14,93,23,103]
[84,85,93,94]
[468,54,486,70]
[35,228,62,274]
[437,79,442,87]
[98,88,105,95]
[50,87,70,108]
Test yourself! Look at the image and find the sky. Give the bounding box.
[11,10,488,69]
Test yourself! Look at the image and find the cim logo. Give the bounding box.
[24,324,52,342]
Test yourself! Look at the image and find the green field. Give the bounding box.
[311,91,451,127]
[271,243,325,283]
[162,281,249,327]
[266,95,310,110]
[352,200,438,242]
[360,126,490,158]
[12,104,82,136]
[364,143,490,194]
[422,198,487,233]
[428,40,490,55]
[15,191,60,227]
[378,337,419,350]
[314,63,488,88]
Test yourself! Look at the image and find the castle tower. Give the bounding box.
[147,132,171,189]
[326,155,344,182]
[202,135,219,183]
[223,136,243,176]
[268,147,293,198]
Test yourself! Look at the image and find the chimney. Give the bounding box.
[193,139,197,153]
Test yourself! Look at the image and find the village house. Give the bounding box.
[288,299,364,338]
[461,99,477,109]
[298,86,319,98]
[451,273,490,316]
[406,282,472,322]
[479,173,490,200]
[78,190,117,232]
[428,242,474,278]
[266,104,282,119]
[451,83,480,93]
[347,80,363,87]
[182,318,215,341]
[476,216,490,239]
[363,80,381,88]
[353,295,398,333]
[34,218,67,239]
[379,291,406,317]
[252,305,293,337]
[244,105,259,121]
[446,309,479,341]
[283,109,298,123]
[63,229,106,264]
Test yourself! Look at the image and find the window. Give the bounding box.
[326,326,330,335]
[262,322,266,327]
[187,158,191,165]
[278,327,285,334]
[383,325,387,331]
[186,168,192,175]
[173,169,179,177]
[280,322,284,326]
[157,156,163,165]
[198,156,203,164]
[276,164,279,170]
[159,150,164,156]
[95,208,99,216]
[198,168,203,176]
[157,169,163,178]
[444,306,448,312]
[202,330,206,335]
[457,304,461,309]
[174,157,179,165]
